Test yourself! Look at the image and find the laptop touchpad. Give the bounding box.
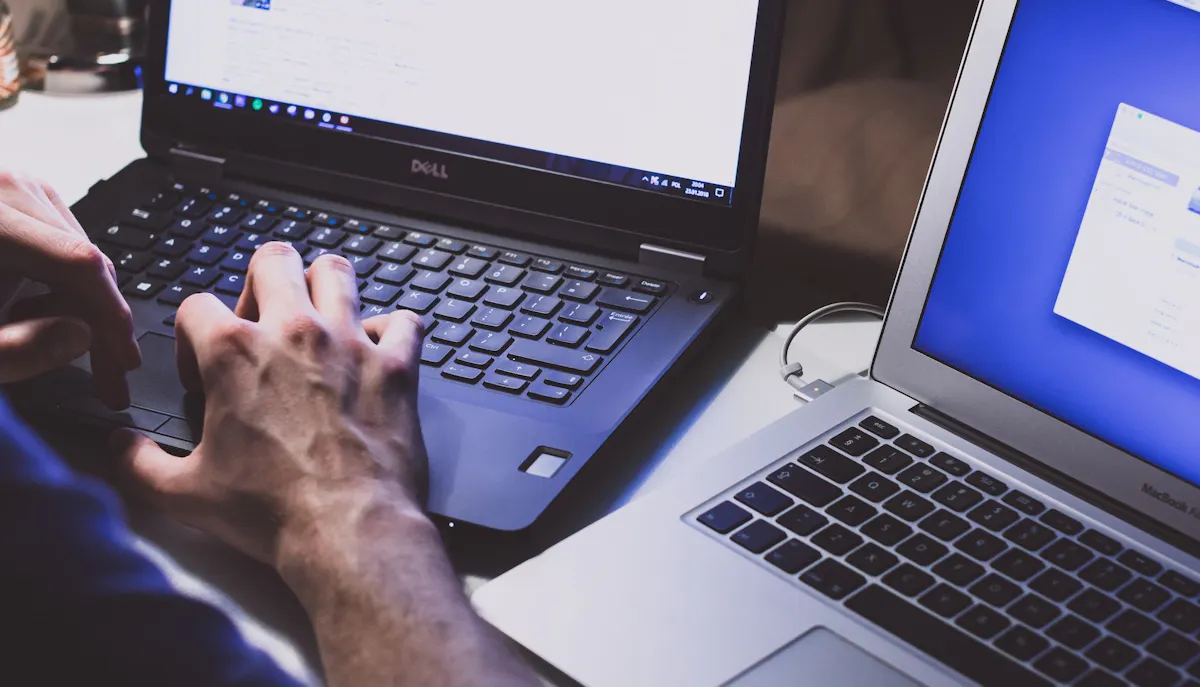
[126,333,190,419]
[725,628,918,687]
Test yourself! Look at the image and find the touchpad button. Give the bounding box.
[725,628,919,687]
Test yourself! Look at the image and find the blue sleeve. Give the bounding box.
[0,396,305,687]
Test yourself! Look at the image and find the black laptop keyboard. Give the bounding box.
[692,414,1200,687]
[96,183,672,407]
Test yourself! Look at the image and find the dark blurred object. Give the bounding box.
[12,0,146,93]
[0,1,18,109]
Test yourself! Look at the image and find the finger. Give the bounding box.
[374,309,425,356]
[0,317,92,383]
[8,292,77,321]
[175,292,239,394]
[0,173,72,233]
[0,205,140,375]
[306,254,362,337]
[109,428,198,509]
[235,243,313,324]
[35,179,86,235]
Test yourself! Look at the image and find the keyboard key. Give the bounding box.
[544,371,583,389]
[498,251,531,267]
[410,270,450,293]
[732,520,787,554]
[1029,568,1083,602]
[531,257,563,274]
[218,249,252,273]
[176,198,210,219]
[919,511,970,541]
[200,224,237,247]
[1119,579,1172,612]
[148,257,187,280]
[897,533,949,566]
[859,415,900,439]
[956,604,1011,639]
[455,351,493,369]
[560,280,598,302]
[432,323,474,347]
[801,559,865,600]
[1040,509,1083,535]
[274,219,313,241]
[828,428,879,457]
[1004,519,1057,551]
[1126,658,1180,687]
[1158,599,1200,633]
[467,245,498,260]
[483,374,529,394]
[1072,554,1129,591]
[470,332,512,355]
[214,273,245,296]
[419,342,454,366]
[522,294,563,318]
[884,564,935,597]
[930,453,971,477]
[697,501,752,534]
[596,289,656,314]
[735,483,793,517]
[933,553,986,586]
[471,307,513,330]
[846,543,899,577]
[434,299,476,323]
[186,245,224,266]
[895,434,935,458]
[564,265,596,281]
[861,514,913,547]
[168,217,204,238]
[954,529,1008,561]
[863,446,913,474]
[596,271,628,287]
[362,283,402,306]
[1033,648,1088,683]
[403,232,437,247]
[309,228,346,249]
[811,524,862,556]
[883,491,935,522]
[283,205,312,221]
[560,302,600,326]
[496,360,540,380]
[1086,636,1141,672]
[1161,571,1200,598]
[158,284,199,307]
[1148,631,1200,666]
[995,625,1050,662]
[447,278,487,301]
[585,311,637,354]
[123,207,172,232]
[776,504,829,537]
[398,290,439,314]
[508,340,602,375]
[343,236,381,256]
[967,502,1020,532]
[373,263,415,287]
[897,465,948,494]
[510,315,550,340]
[1108,608,1161,644]
[1002,490,1046,515]
[798,445,866,484]
[182,266,219,288]
[1077,670,1124,687]
[846,586,1047,685]
[991,549,1046,582]
[342,219,371,235]
[1008,593,1061,628]
[1118,550,1164,577]
[114,250,152,273]
[485,264,526,286]
[766,539,821,574]
[931,483,984,513]
[970,573,1021,607]
[413,249,452,271]
[483,286,525,310]
[379,241,417,263]
[436,237,466,254]
[1040,539,1094,571]
[1047,614,1101,650]
[849,473,900,503]
[153,235,190,258]
[920,583,973,618]
[827,495,876,527]
[527,386,567,411]
[448,256,488,279]
[441,364,483,384]
[966,471,1008,496]
[122,278,165,299]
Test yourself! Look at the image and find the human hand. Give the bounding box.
[109,243,430,564]
[0,171,140,407]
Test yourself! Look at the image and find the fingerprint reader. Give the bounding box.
[521,448,572,478]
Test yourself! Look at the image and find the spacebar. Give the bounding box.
[845,585,1050,687]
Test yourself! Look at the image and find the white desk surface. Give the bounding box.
[0,91,884,684]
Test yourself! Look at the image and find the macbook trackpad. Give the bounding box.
[725,628,918,687]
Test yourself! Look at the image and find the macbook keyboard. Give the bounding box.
[690,414,1200,687]
[97,183,672,407]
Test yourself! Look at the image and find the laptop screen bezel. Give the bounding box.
[139,0,785,256]
[873,0,1200,543]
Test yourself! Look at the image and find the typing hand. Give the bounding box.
[110,243,430,564]
[0,171,140,407]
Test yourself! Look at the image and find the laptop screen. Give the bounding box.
[160,1,760,207]
[915,0,1200,485]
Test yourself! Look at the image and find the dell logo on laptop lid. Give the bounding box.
[412,159,449,180]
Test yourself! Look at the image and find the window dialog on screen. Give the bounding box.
[1055,104,1200,379]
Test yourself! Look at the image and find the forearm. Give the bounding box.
[276,486,538,687]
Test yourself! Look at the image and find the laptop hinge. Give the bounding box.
[639,243,706,276]
[168,147,226,183]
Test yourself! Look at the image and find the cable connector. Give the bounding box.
[793,379,834,403]
[778,301,885,403]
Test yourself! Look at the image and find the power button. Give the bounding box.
[689,290,715,305]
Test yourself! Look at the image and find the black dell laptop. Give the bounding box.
[12,0,785,532]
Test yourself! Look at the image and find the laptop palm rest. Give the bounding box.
[724,628,917,687]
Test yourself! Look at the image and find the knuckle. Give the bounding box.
[394,309,425,337]
[0,170,21,189]
[381,351,420,389]
[281,313,330,346]
[65,240,107,274]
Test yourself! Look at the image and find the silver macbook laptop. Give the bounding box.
[474,0,1200,684]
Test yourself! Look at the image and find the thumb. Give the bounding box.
[0,316,92,383]
[109,428,198,508]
